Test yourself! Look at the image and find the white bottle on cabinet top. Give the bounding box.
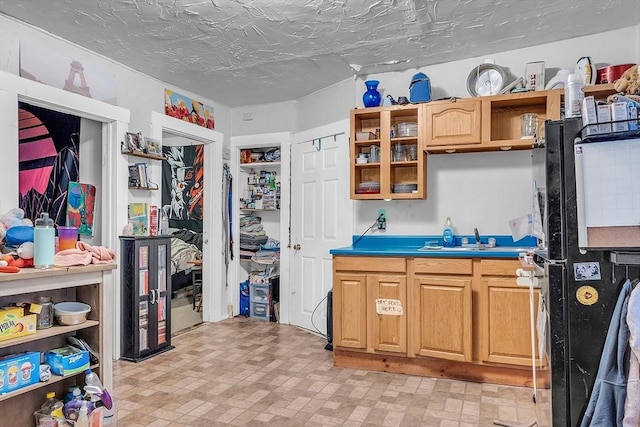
[565,73,584,118]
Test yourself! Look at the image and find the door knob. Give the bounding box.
[293,244,301,250]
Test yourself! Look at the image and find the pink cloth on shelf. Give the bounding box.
[54,242,116,266]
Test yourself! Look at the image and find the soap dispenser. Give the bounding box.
[442,217,455,247]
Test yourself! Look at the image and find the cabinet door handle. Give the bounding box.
[150,289,156,304]
[293,244,301,250]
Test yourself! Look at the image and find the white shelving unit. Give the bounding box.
[0,265,115,426]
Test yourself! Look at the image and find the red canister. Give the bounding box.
[596,64,636,84]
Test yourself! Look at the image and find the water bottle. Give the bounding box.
[564,73,584,118]
[160,208,169,236]
[34,212,55,269]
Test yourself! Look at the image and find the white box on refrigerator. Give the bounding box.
[611,102,629,132]
[581,96,598,136]
[596,104,612,134]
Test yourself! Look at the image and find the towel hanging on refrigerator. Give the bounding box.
[623,282,639,427]
[580,279,632,427]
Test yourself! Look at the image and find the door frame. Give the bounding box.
[229,132,291,322]
[150,112,226,322]
[0,70,130,378]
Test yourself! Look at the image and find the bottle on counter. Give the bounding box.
[442,217,456,248]
[34,212,55,269]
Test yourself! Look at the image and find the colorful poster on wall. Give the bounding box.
[18,102,80,226]
[164,89,215,129]
[162,145,204,233]
[66,182,97,236]
[20,39,117,105]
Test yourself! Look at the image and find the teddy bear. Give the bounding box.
[608,64,640,103]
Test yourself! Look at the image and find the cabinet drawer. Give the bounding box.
[250,302,270,320]
[250,283,270,303]
[333,256,406,273]
[480,259,521,276]
[412,258,473,275]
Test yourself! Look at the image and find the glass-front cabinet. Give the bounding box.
[120,236,173,361]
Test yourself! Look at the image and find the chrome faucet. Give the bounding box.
[474,228,481,246]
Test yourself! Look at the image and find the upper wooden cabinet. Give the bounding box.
[424,89,562,153]
[425,98,482,149]
[350,105,427,200]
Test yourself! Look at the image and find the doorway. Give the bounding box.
[150,112,227,324]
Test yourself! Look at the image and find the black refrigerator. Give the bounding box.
[534,117,640,426]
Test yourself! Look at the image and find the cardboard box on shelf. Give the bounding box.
[596,104,612,134]
[525,61,545,91]
[0,351,40,394]
[581,96,598,136]
[611,102,629,132]
[0,306,37,342]
[45,345,90,376]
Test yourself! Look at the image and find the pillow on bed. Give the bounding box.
[170,237,202,275]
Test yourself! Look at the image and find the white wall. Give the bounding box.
[285,26,640,239]
[0,13,232,224]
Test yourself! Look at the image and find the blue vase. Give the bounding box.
[363,80,381,107]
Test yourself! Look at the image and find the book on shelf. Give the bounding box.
[149,205,159,236]
[128,164,141,187]
[128,202,150,236]
[136,162,149,188]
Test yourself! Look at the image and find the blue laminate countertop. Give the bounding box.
[329,235,537,258]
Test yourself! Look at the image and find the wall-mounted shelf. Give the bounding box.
[121,149,166,161]
[128,186,159,191]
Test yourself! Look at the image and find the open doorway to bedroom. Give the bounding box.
[161,133,205,334]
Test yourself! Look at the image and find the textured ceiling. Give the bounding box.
[0,0,638,107]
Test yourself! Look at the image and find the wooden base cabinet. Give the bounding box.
[333,273,367,349]
[333,256,407,354]
[367,274,407,353]
[479,259,544,367]
[333,255,549,388]
[411,258,472,362]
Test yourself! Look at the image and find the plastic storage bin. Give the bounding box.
[250,301,270,320]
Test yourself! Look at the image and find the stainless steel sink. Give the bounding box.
[417,245,534,252]
[447,246,532,252]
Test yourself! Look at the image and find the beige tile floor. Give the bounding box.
[113,317,551,427]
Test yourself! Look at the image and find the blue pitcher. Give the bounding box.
[409,72,432,103]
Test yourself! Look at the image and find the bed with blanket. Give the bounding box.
[168,228,203,294]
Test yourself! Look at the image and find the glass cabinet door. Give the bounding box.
[156,242,169,346]
[138,245,150,352]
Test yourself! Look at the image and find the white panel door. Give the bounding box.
[289,120,352,334]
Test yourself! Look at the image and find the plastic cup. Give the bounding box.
[57,226,78,251]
